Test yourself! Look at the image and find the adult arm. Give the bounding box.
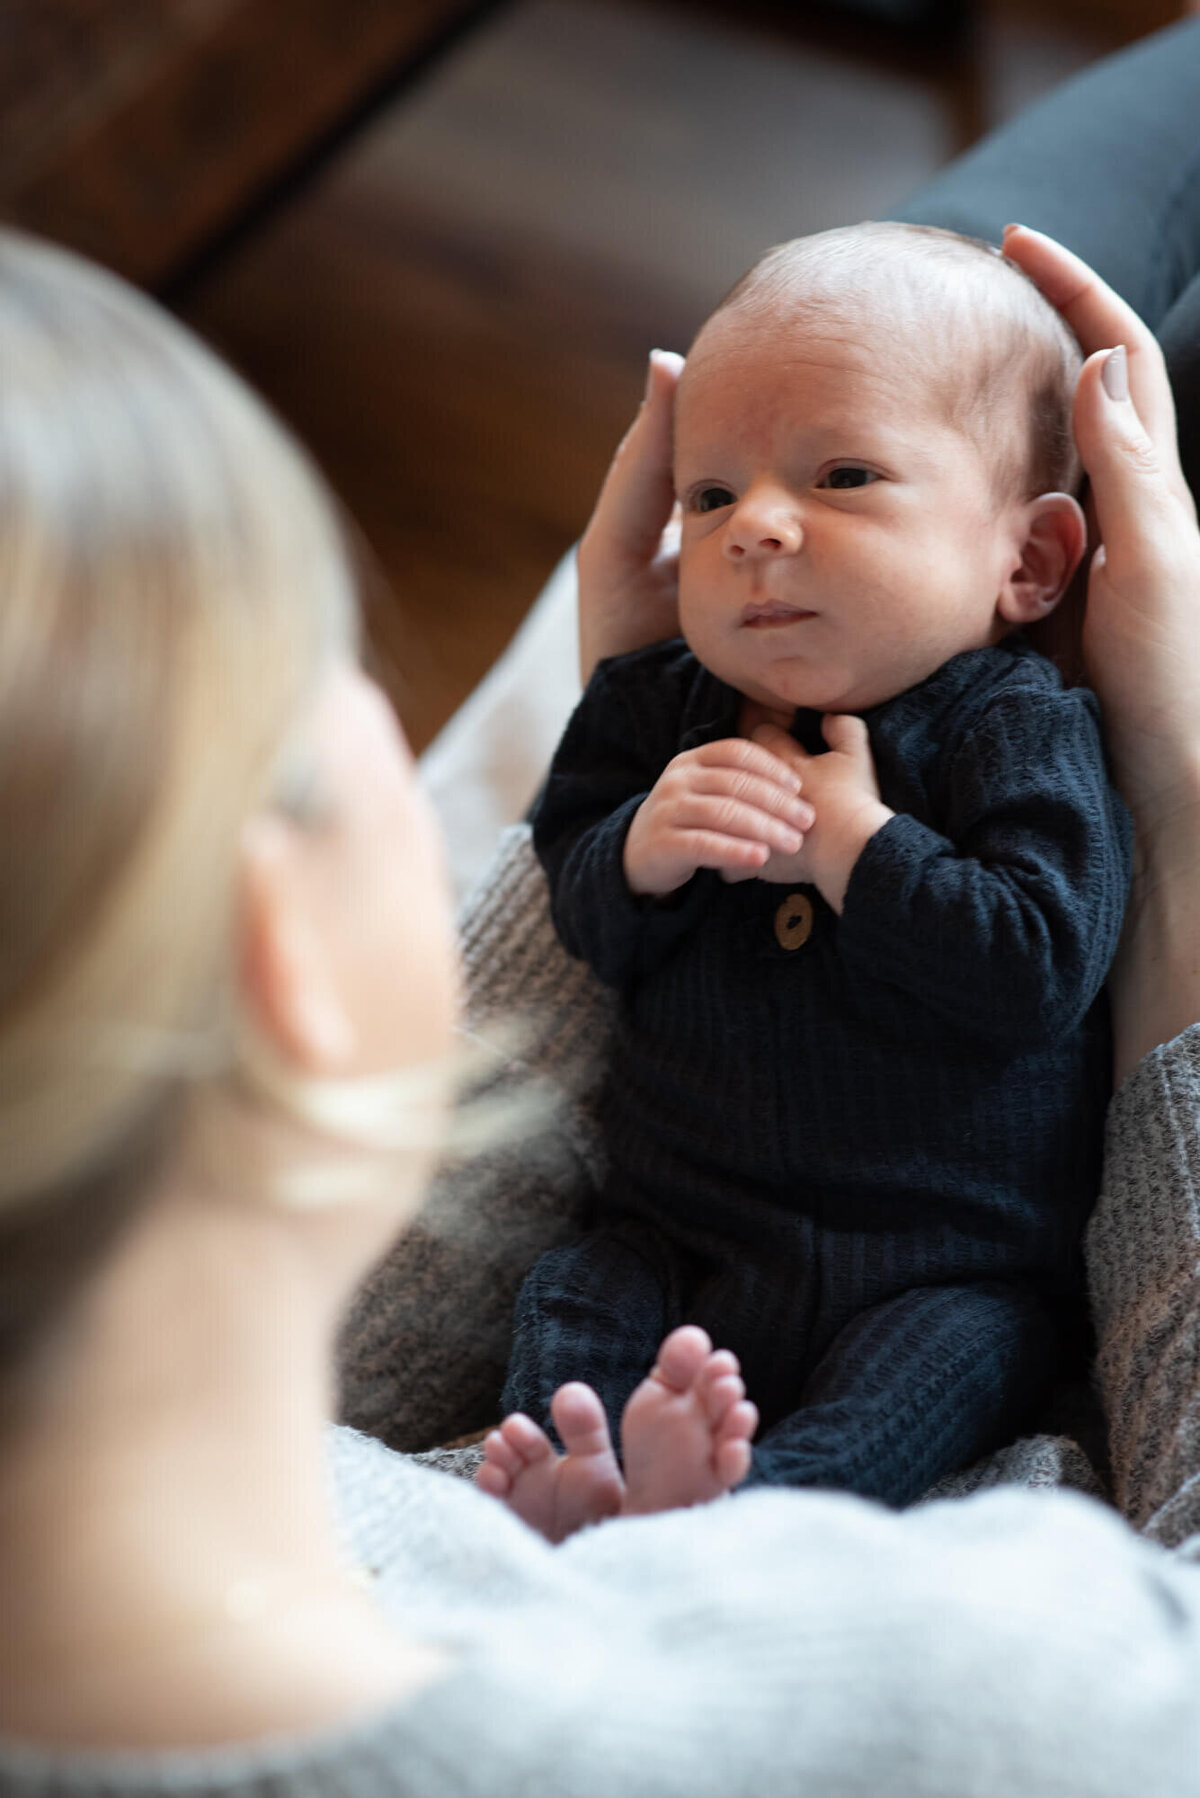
[1003,231,1200,1543]
[1004,226,1200,1084]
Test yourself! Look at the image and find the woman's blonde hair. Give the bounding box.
[0,230,357,1377]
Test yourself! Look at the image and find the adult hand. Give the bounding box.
[1002,225,1200,830]
[1003,225,1200,1078]
[576,350,684,685]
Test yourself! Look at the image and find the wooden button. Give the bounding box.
[774,892,814,951]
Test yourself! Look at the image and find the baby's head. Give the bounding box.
[674,221,1086,715]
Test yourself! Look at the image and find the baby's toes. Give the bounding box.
[716,1398,759,1447]
[713,1432,754,1490]
[701,1374,746,1430]
[550,1380,620,1463]
[476,1436,518,1498]
[653,1324,714,1393]
[498,1411,557,1471]
[695,1351,745,1421]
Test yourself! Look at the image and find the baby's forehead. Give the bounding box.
[676,225,1082,497]
[678,291,969,433]
[688,264,978,376]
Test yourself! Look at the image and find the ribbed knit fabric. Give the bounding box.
[516,636,1131,1499]
[338,827,1103,1501]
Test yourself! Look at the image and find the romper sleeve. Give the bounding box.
[837,682,1131,1050]
[532,648,717,988]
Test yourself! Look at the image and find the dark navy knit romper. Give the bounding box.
[506,636,1130,1504]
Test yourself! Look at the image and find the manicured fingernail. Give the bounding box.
[1102,345,1128,401]
[644,350,661,400]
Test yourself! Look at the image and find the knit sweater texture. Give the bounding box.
[4,835,1200,1798]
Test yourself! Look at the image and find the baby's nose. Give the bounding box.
[723,491,802,560]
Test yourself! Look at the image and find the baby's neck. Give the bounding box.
[738,695,797,740]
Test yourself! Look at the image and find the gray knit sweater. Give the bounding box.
[4,828,1200,1796]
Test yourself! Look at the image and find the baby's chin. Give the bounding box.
[681,625,913,715]
[731,667,892,717]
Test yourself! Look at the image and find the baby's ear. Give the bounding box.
[996,492,1087,627]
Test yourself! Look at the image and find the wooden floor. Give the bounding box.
[175,0,1152,753]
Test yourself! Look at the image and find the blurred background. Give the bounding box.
[3,0,1191,752]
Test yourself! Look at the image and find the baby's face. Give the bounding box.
[674,305,1026,716]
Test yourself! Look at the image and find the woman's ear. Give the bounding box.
[996,492,1088,627]
[239,815,358,1073]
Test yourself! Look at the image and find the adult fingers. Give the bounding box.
[1001,224,1183,486]
[1073,346,1197,570]
[579,350,684,570]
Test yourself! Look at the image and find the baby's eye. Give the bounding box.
[693,485,736,513]
[820,466,878,490]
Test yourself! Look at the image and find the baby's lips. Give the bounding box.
[741,600,815,626]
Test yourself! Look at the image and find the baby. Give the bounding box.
[478,223,1131,1540]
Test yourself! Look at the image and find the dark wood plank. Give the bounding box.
[1,0,491,286]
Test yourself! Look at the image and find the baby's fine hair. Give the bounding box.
[713,222,1083,501]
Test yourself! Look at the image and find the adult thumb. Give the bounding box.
[587,349,685,559]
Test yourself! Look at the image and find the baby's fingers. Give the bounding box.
[821,712,872,760]
[749,722,808,779]
[682,764,814,832]
[675,792,808,858]
[693,734,806,791]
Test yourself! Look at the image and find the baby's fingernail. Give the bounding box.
[1101,345,1128,402]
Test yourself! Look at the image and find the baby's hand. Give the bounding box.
[623,738,815,897]
[728,716,893,913]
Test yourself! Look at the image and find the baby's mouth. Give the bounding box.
[741,601,816,628]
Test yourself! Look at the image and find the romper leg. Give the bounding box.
[501,1222,676,1453]
[743,1281,1056,1508]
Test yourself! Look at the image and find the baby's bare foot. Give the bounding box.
[620,1325,758,1516]
[476,1383,625,1544]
